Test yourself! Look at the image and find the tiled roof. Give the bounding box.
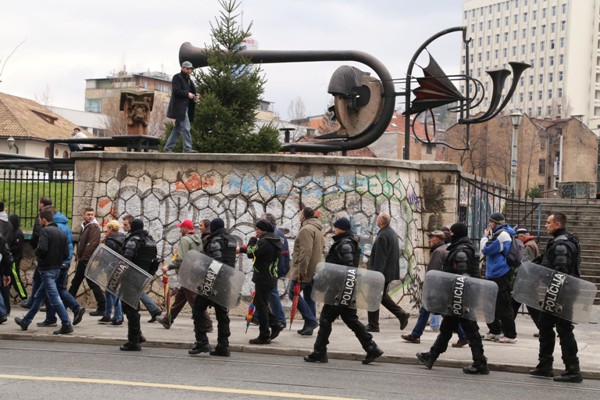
[0,92,79,139]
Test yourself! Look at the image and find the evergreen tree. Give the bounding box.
[191,0,280,153]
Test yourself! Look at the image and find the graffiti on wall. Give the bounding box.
[86,161,423,306]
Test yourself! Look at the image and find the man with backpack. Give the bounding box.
[480,212,518,344]
[119,219,158,351]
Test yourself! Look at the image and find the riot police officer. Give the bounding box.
[304,217,383,365]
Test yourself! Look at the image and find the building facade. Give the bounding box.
[462,0,600,133]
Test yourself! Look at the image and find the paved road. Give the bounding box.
[1,340,599,399]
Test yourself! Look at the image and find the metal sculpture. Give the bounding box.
[179,26,529,159]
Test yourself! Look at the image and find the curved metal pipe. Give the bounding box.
[179,42,396,153]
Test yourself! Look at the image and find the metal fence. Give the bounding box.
[0,161,74,232]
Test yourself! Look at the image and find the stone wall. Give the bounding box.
[72,152,460,313]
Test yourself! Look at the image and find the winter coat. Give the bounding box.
[77,219,101,262]
[167,71,196,123]
[246,232,283,285]
[35,222,69,270]
[168,232,202,271]
[480,224,514,279]
[53,211,74,266]
[289,217,324,283]
[367,224,400,283]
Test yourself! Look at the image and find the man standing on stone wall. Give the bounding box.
[365,212,410,332]
[289,207,324,336]
[69,207,105,316]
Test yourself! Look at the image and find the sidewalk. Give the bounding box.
[1,306,599,380]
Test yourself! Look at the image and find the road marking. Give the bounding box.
[0,374,360,399]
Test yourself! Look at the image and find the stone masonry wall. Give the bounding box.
[72,152,460,315]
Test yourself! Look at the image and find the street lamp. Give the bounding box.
[509,110,523,193]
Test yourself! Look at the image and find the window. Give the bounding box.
[539,159,546,175]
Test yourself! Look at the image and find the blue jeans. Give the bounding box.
[105,292,123,321]
[288,281,317,327]
[164,111,192,152]
[46,267,80,323]
[140,292,160,316]
[24,269,71,326]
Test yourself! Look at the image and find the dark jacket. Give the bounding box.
[541,228,581,277]
[326,231,359,268]
[367,224,400,282]
[245,232,283,285]
[167,71,196,122]
[77,219,101,262]
[104,232,126,254]
[35,222,69,270]
[122,229,154,272]
[443,236,479,278]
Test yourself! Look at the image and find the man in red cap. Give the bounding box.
[160,220,212,330]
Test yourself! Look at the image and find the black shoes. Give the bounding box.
[249,337,271,345]
[148,311,162,323]
[270,323,284,340]
[209,346,231,357]
[120,342,142,351]
[14,317,29,331]
[36,320,57,327]
[53,324,74,335]
[529,368,554,378]
[89,309,105,317]
[365,325,380,333]
[553,371,583,383]
[416,352,436,369]
[399,313,410,330]
[297,323,318,336]
[73,308,85,326]
[304,351,328,363]
[189,343,211,355]
[463,363,490,375]
[363,344,384,365]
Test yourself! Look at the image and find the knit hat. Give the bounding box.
[450,222,468,239]
[256,219,274,232]
[131,218,144,232]
[514,225,529,234]
[210,217,224,233]
[333,217,352,231]
[489,212,505,224]
[176,219,194,230]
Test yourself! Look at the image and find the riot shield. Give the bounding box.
[85,244,152,307]
[312,262,384,311]
[512,261,597,323]
[423,270,498,323]
[178,250,244,309]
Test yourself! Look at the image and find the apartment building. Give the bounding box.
[461,0,600,133]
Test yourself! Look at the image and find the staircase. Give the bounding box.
[506,198,600,304]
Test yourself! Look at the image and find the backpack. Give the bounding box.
[506,233,525,268]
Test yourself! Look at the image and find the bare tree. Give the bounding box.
[287,96,306,121]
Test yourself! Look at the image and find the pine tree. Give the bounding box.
[191,0,280,153]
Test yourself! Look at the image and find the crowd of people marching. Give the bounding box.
[0,197,585,383]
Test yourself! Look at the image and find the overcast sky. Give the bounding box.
[0,0,463,118]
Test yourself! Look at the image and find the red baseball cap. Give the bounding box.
[176,220,194,230]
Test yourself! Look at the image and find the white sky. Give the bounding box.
[0,0,463,118]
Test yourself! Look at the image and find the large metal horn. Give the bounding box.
[461,62,530,124]
[178,42,396,154]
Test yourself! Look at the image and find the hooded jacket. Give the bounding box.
[246,232,283,285]
[168,232,202,271]
[480,224,514,279]
[289,217,324,283]
[53,211,74,266]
